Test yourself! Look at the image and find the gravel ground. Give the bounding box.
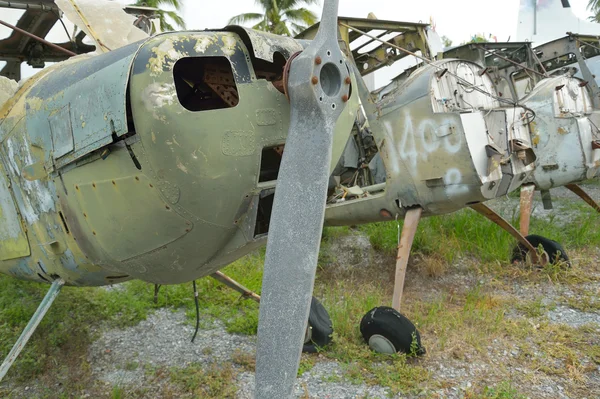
[2,182,598,398]
[87,308,399,398]
[80,300,600,398]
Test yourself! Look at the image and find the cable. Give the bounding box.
[153,284,161,304]
[340,22,536,111]
[191,280,200,343]
[52,10,72,42]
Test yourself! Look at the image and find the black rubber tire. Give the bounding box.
[511,234,570,266]
[360,306,426,356]
[302,297,334,353]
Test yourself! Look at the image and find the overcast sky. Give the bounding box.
[0,0,596,81]
[182,0,593,43]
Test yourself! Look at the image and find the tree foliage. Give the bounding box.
[132,0,186,32]
[587,0,600,23]
[228,0,320,37]
[441,35,453,48]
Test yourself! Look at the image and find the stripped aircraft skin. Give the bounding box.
[2,0,597,394]
[0,14,542,288]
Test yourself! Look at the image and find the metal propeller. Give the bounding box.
[254,0,350,397]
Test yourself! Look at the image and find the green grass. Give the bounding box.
[1,192,599,396]
[354,200,600,264]
[478,381,527,398]
[167,362,238,398]
[0,251,265,386]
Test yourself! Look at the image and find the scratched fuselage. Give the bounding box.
[0,30,538,288]
[325,59,536,225]
[0,29,360,286]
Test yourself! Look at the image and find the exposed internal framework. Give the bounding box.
[442,36,600,190]
[312,19,536,218]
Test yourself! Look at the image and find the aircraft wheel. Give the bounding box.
[511,234,570,267]
[302,297,333,353]
[360,306,425,356]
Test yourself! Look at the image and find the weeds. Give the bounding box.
[0,191,598,397]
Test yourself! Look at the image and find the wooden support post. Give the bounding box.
[519,184,536,236]
[392,207,422,312]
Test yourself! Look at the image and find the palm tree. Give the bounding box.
[587,0,600,22]
[131,0,186,33]
[228,0,320,37]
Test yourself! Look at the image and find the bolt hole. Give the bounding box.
[319,97,323,102]
[320,62,342,97]
[327,50,331,56]
[331,104,336,109]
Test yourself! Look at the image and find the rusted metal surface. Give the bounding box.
[0,0,59,10]
[210,271,260,303]
[297,18,433,77]
[392,207,422,311]
[519,184,536,236]
[565,184,600,213]
[0,18,77,57]
[474,44,547,79]
[469,202,548,266]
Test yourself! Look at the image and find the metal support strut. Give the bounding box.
[0,279,65,382]
[392,208,422,311]
[470,203,548,266]
[566,184,600,213]
[210,271,261,303]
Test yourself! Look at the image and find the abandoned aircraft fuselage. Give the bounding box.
[325,59,536,225]
[519,75,600,189]
[0,28,551,288]
[0,29,361,286]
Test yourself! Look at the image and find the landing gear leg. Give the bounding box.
[360,207,426,356]
[0,278,65,382]
[468,203,565,266]
[566,184,600,213]
[519,184,536,236]
[210,271,333,352]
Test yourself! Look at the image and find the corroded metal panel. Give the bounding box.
[0,159,30,261]
[24,41,144,170]
[226,26,303,62]
[74,175,191,262]
[49,104,74,159]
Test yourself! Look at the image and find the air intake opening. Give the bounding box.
[174,56,239,112]
[259,145,284,183]
[58,211,70,234]
[254,191,274,237]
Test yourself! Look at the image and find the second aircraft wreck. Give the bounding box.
[0,0,599,396]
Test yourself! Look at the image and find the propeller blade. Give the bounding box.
[254,0,349,397]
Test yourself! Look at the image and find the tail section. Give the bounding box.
[517,0,600,45]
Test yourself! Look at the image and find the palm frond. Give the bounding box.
[228,13,265,26]
[283,8,317,26]
[156,0,184,11]
[289,22,309,36]
[163,10,185,29]
[156,11,175,32]
[280,0,320,10]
